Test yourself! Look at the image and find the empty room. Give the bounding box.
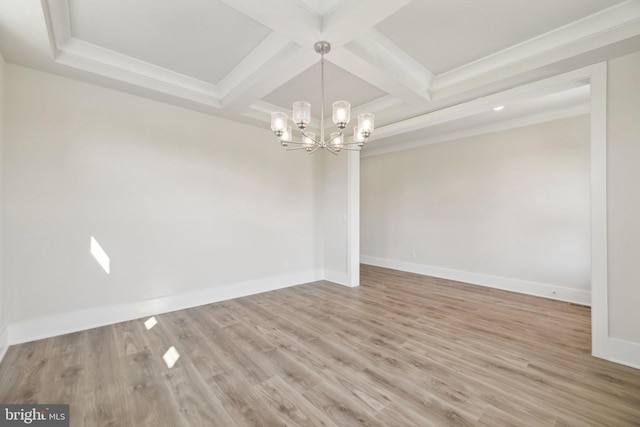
[0,0,639,425]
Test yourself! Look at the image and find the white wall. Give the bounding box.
[607,51,640,344]
[0,51,7,356]
[321,152,349,284]
[361,115,591,303]
[4,64,323,339]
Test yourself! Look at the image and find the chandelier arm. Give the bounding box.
[285,146,312,151]
[325,146,340,155]
[300,130,321,145]
[337,145,363,151]
[306,145,322,155]
[278,139,309,146]
[325,130,344,145]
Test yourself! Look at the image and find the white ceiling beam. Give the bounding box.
[297,0,343,16]
[346,30,433,104]
[433,0,640,95]
[222,45,318,112]
[217,33,293,98]
[329,45,431,107]
[322,0,413,45]
[218,0,321,45]
[42,0,71,51]
[370,64,603,142]
[362,104,589,158]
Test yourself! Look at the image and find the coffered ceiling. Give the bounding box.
[1,0,640,149]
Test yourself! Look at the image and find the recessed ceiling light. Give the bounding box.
[493,106,505,111]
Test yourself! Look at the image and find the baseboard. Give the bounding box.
[8,269,323,345]
[361,256,591,306]
[0,326,8,364]
[605,337,640,370]
[323,269,355,287]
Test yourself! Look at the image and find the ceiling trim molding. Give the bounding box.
[370,65,596,142]
[61,38,221,96]
[221,45,318,112]
[44,0,224,106]
[218,0,321,45]
[346,30,433,99]
[321,0,413,46]
[216,33,296,98]
[361,104,589,158]
[432,1,640,93]
[42,0,70,49]
[53,51,223,108]
[34,0,640,137]
[329,45,429,106]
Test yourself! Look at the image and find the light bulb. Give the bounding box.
[332,101,350,129]
[303,132,316,151]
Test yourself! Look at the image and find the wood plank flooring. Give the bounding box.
[1,265,639,426]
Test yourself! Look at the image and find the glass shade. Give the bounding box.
[280,126,292,147]
[303,132,316,151]
[282,126,292,141]
[271,112,288,135]
[292,101,311,129]
[330,132,344,149]
[357,113,374,137]
[353,126,365,146]
[332,101,350,129]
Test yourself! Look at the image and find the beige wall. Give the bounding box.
[607,51,640,344]
[361,115,591,297]
[4,64,324,326]
[0,51,5,345]
[321,152,350,284]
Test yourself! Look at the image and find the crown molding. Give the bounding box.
[432,1,640,94]
[38,0,640,139]
[362,104,589,158]
[346,30,433,101]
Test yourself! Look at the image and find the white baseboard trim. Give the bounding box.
[0,326,8,364]
[605,337,640,370]
[361,256,591,306]
[323,269,355,288]
[8,269,323,345]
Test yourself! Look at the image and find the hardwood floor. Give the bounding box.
[1,265,639,426]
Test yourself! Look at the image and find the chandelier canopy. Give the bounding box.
[270,41,375,154]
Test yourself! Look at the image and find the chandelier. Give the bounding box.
[270,41,375,154]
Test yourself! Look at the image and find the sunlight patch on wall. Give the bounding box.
[90,236,110,274]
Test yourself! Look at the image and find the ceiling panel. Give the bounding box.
[69,0,272,85]
[262,59,388,113]
[2,0,638,149]
[376,0,627,75]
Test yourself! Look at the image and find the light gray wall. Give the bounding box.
[4,64,323,325]
[607,51,640,344]
[0,51,6,350]
[322,152,349,284]
[361,115,591,296]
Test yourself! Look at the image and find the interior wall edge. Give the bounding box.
[324,269,354,288]
[7,269,323,346]
[0,327,8,365]
[606,337,640,370]
[361,255,591,306]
